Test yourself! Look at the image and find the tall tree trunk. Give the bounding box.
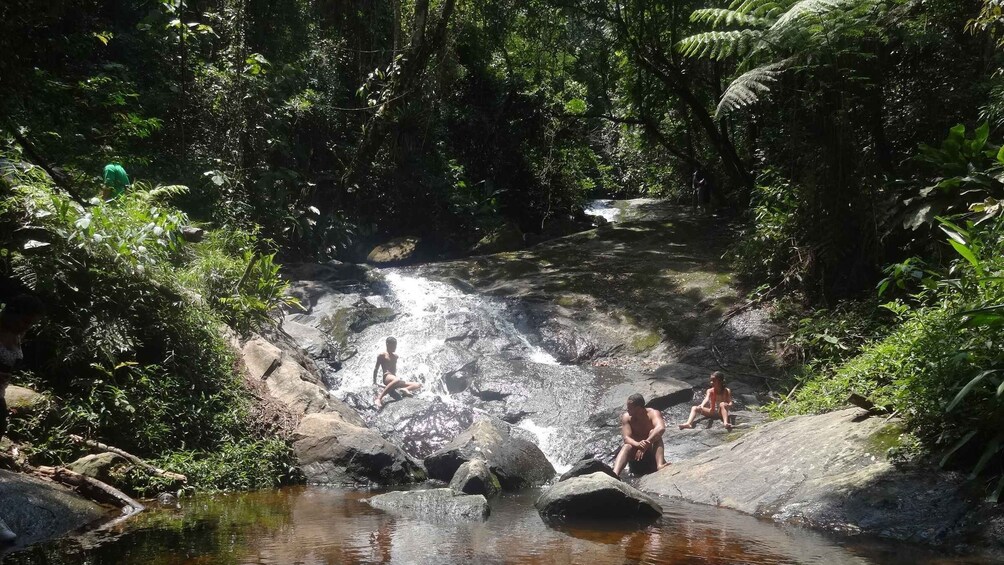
[339,0,456,193]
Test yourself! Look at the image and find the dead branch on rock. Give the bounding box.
[32,465,144,514]
[68,435,188,484]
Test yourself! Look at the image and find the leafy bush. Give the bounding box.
[1,157,296,491]
[777,215,1004,498]
[730,172,807,292]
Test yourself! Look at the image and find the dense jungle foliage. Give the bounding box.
[4,0,1004,495]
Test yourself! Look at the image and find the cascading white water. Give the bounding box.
[584,199,621,223]
[329,269,573,469]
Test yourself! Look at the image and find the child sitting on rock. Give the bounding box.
[678,371,734,430]
[374,337,422,408]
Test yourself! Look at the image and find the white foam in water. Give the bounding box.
[584,199,621,223]
[517,418,571,474]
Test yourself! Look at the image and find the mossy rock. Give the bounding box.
[4,385,47,413]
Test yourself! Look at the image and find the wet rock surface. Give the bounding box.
[0,469,109,551]
[558,458,618,482]
[291,413,424,485]
[425,419,555,490]
[638,408,973,544]
[367,488,490,522]
[364,397,477,459]
[449,459,501,497]
[536,472,662,523]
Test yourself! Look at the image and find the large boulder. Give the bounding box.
[536,472,662,523]
[367,397,477,459]
[367,237,421,266]
[292,413,424,485]
[0,469,109,549]
[65,453,130,484]
[424,419,555,490]
[449,459,501,497]
[4,385,47,414]
[471,223,524,256]
[558,458,618,482]
[367,488,490,522]
[241,337,363,426]
[638,408,972,544]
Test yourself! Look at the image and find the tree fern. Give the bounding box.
[771,0,858,32]
[716,62,786,117]
[690,8,769,28]
[677,29,764,60]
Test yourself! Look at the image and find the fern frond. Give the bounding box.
[729,0,794,18]
[691,8,768,28]
[716,62,786,117]
[143,184,191,202]
[676,29,764,60]
[770,0,860,32]
[11,257,38,291]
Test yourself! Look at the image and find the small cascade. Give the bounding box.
[584,199,622,223]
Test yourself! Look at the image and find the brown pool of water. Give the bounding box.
[1,486,993,565]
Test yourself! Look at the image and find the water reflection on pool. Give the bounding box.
[2,487,992,565]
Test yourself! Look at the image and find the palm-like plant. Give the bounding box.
[677,0,881,117]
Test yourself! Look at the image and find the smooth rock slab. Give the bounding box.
[449,459,501,497]
[638,408,972,544]
[536,472,662,524]
[367,488,490,522]
[292,413,424,485]
[0,469,108,549]
[424,418,555,490]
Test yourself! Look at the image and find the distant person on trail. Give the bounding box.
[613,393,668,477]
[0,294,45,545]
[678,371,734,431]
[102,161,130,199]
[373,337,422,408]
[692,168,713,210]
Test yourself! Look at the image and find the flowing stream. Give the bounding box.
[1,201,994,564]
[3,487,989,564]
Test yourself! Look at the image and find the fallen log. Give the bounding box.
[69,435,187,484]
[33,465,144,515]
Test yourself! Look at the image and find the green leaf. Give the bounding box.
[948,239,983,276]
[946,370,997,412]
[940,430,978,468]
[970,432,1004,479]
[989,474,1004,503]
[564,98,587,115]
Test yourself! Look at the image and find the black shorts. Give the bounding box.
[627,439,662,476]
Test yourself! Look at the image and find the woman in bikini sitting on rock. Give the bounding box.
[678,371,733,431]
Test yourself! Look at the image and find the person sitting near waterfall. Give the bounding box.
[373,336,422,408]
[612,393,668,477]
[678,371,734,430]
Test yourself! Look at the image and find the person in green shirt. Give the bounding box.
[102,162,130,199]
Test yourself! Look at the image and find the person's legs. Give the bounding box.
[719,402,732,430]
[612,443,635,477]
[376,377,406,407]
[679,406,714,429]
[654,438,668,470]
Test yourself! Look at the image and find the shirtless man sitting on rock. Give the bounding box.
[613,393,668,477]
[374,337,422,408]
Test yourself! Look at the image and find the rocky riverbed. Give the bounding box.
[4,200,1002,561]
